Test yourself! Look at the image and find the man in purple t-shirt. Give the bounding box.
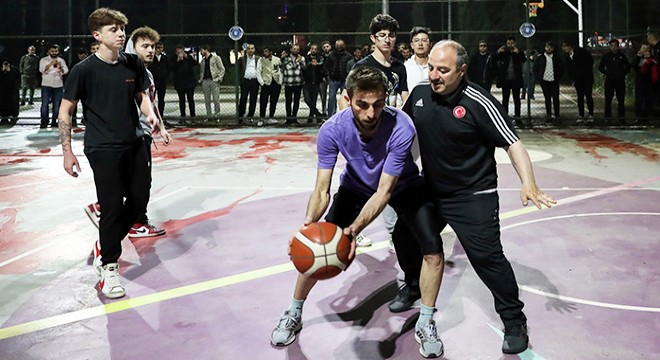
[270,66,445,358]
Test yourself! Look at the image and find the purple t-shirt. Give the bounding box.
[317,106,422,198]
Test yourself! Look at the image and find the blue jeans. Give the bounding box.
[40,86,63,128]
[327,80,345,116]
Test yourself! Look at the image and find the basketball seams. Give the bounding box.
[290,222,352,280]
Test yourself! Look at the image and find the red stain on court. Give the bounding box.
[160,189,261,235]
[558,133,659,162]
[152,132,313,163]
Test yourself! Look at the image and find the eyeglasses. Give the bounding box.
[374,33,396,41]
[412,38,430,44]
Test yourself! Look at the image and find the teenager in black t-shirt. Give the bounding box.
[58,8,158,299]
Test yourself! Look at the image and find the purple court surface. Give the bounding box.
[0,125,658,360]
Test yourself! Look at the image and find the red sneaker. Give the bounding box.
[93,240,102,277]
[128,222,166,238]
[84,202,101,228]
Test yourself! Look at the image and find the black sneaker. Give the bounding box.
[388,283,421,313]
[502,324,528,354]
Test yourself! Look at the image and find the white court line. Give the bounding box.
[519,285,660,313]
[0,180,51,191]
[560,91,578,105]
[503,212,660,312]
[0,240,62,268]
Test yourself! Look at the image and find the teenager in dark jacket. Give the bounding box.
[533,42,564,119]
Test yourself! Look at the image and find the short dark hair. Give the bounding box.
[561,40,573,48]
[47,44,59,51]
[345,66,388,98]
[545,41,555,48]
[175,44,184,50]
[200,44,210,51]
[155,41,164,47]
[608,39,620,46]
[506,36,516,42]
[369,14,399,35]
[130,26,160,44]
[410,26,431,41]
[77,48,88,55]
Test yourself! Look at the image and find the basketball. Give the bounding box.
[290,222,352,280]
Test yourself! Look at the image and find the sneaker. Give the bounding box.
[270,310,303,346]
[355,233,373,247]
[502,324,529,354]
[84,202,101,228]
[415,320,444,358]
[92,240,102,277]
[128,222,166,238]
[266,118,279,125]
[388,283,421,313]
[99,263,125,299]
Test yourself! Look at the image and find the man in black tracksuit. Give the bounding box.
[598,39,631,119]
[561,41,595,119]
[403,40,556,355]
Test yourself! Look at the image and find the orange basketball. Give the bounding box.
[290,222,352,280]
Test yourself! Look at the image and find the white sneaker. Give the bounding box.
[100,263,125,299]
[267,118,279,125]
[92,240,102,277]
[355,233,373,247]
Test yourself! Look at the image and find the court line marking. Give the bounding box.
[504,212,660,313]
[0,242,389,340]
[487,323,546,360]
[0,175,659,339]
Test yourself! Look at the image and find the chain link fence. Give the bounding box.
[1,0,658,127]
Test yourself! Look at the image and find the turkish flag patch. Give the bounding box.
[453,106,466,119]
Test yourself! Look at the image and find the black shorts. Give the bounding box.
[325,182,443,254]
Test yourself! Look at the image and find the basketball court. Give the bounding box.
[0,124,659,359]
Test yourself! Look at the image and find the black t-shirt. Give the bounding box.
[402,79,519,198]
[64,53,149,152]
[354,55,408,105]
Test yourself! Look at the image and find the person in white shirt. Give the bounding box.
[404,26,432,91]
[199,44,226,117]
[238,44,260,122]
[533,41,564,119]
[39,44,68,128]
[256,46,282,123]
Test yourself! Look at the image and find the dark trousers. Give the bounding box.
[259,82,281,118]
[604,78,626,118]
[501,80,521,117]
[319,79,328,114]
[86,140,150,264]
[135,135,153,224]
[175,87,195,117]
[239,78,259,117]
[540,80,560,117]
[431,192,526,327]
[40,86,62,128]
[303,83,321,116]
[634,81,655,118]
[574,77,594,117]
[285,85,303,121]
[325,183,441,291]
[155,82,166,117]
